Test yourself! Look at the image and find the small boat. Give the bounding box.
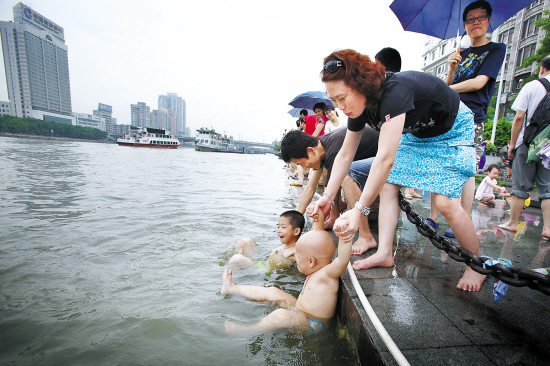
[194,128,244,153]
[117,127,181,148]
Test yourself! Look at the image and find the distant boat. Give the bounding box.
[194,128,244,153]
[117,127,181,149]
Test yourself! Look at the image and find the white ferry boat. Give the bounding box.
[194,128,244,153]
[117,127,181,149]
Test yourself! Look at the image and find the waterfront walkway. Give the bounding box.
[290,184,550,366]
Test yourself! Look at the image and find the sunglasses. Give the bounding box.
[324,60,343,74]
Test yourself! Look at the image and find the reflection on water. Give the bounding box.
[0,136,357,365]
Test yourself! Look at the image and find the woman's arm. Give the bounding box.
[333,113,406,241]
[312,121,325,137]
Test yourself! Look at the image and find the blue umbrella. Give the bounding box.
[287,108,314,118]
[390,0,535,40]
[289,91,335,110]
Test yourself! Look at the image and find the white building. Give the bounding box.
[0,2,73,124]
[0,101,11,116]
[73,112,105,131]
[131,102,151,128]
[93,103,115,133]
[158,93,186,136]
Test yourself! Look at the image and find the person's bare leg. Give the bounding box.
[352,183,398,269]
[461,176,476,214]
[296,166,305,185]
[435,194,486,291]
[221,269,297,304]
[429,192,438,222]
[228,254,255,269]
[341,175,377,255]
[541,199,550,238]
[225,308,307,335]
[498,195,525,231]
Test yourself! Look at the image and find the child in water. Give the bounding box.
[227,210,305,271]
[221,204,352,334]
[475,164,506,207]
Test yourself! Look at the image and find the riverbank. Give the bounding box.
[0,132,113,143]
[289,181,550,365]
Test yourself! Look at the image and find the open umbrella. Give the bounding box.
[289,91,334,110]
[287,108,314,118]
[390,0,535,40]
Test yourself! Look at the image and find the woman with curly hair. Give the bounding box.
[313,49,485,291]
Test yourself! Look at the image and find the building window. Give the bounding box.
[516,43,537,67]
[441,43,446,56]
[522,13,541,39]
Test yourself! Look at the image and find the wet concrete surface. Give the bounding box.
[292,184,550,365]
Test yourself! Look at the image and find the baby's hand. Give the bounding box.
[500,187,506,193]
[307,203,319,222]
[333,218,350,234]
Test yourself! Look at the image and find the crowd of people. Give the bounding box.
[221,0,549,335]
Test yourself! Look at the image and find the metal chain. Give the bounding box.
[397,191,550,295]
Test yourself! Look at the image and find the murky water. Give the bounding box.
[0,136,357,365]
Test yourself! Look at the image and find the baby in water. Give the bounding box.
[221,204,352,334]
[227,210,305,271]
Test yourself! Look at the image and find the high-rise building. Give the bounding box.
[158,93,186,136]
[131,102,151,128]
[93,103,115,133]
[151,108,169,130]
[0,2,73,124]
[73,112,105,131]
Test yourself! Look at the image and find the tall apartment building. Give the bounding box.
[421,0,549,120]
[158,93,186,136]
[73,112,105,131]
[131,102,151,128]
[93,103,116,133]
[0,2,74,124]
[151,108,169,130]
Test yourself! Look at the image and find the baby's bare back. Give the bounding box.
[295,268,339,319]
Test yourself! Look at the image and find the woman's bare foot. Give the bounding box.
[221,268,236,295]
[352,252,394,270]
[457,266,486,292]
[498,222,517,232]
[542,228,550,239]
[351,237,378,255]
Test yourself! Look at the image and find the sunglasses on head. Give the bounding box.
[324,60,343,74]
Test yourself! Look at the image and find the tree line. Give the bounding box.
[0,115,108,140]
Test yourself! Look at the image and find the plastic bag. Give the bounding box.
[526,124,550,164]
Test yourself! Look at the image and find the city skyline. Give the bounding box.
[0,0,426,142]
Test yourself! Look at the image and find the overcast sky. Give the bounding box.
[0,0,428,143]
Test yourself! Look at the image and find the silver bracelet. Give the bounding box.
[323,192,334,208]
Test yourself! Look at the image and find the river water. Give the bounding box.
[0,136,357,365]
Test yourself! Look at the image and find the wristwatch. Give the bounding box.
[354,201,370,216]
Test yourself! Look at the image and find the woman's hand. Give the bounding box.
[333,208,361,242]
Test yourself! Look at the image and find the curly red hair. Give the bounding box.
[321,49,386,111]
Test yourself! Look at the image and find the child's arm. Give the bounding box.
[325,219,352,279]
[306,202,325,231]
[485,177,503,191]
[325,236,352,279]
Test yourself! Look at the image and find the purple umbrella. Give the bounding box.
[289,91,335,110]
[287,108,314,118]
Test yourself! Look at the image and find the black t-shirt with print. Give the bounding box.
[347,71,460,138]
[319,126,379,185]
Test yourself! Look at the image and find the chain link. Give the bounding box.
[397,191,550,295]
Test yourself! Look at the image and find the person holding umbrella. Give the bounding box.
[428,0,506,238]
[312,49,486,292]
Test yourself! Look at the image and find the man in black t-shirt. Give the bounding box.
[281,128,379,255]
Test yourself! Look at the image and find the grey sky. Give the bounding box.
[0,0,426,142]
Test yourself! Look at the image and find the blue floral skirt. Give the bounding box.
[386,102,476,198]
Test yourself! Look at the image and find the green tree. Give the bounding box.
[484,117,512,147]
[520,10,550,85]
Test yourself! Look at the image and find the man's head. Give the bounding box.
[294,230,334,275]
[296,117,306,130]
[299,109,309,118]
[278,210,305,245]
[313,102,327,119]
[540,55,550,76]
[280,130,323,169]
[375,47,402,73]
[462,0,492,38]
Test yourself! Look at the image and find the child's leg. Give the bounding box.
[221,269,297,305]
[434,194,486,291]
[225,308,309,335]
[228,254,255,269]
[479,194,495,205]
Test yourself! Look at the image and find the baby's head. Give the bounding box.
[236,237,257,257]
[294,230,335,275]
[486,164,500,179]
[278,210,305,245]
